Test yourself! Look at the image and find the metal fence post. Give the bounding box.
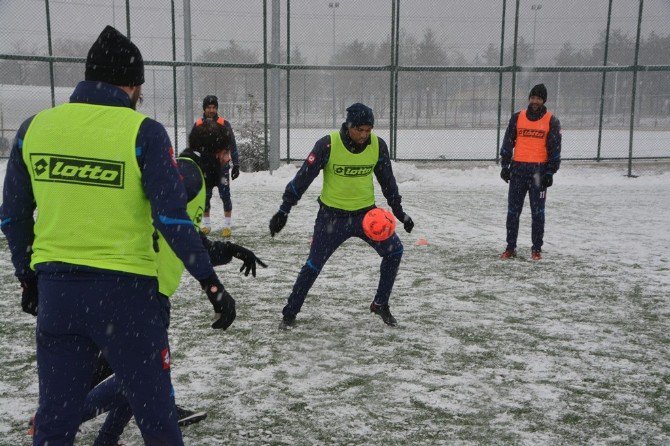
[286,0,291,163]
[170,0,179,150]
[389,0,397,158]
[628,0,644,178]
[510,0,520,115]
[269,0,281,171]
[495,0,507,162]
[44,0,55,107]
[125,0,131,39]
[596,0,614,161]
[263,0,269,171]
[392,0,401,160]
[183,0,194,132]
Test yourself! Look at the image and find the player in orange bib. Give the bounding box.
[499,84,562,260]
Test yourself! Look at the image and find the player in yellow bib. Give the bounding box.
[79,121,266,445]
[269,103,414,329]
[0,26,236,445]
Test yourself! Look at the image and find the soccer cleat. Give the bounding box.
[531,250,542,261]
[500,248,516,259]
[221,227,232,238]
[176,405,207,427]
[201,226,211,235]
[370,302,397,327]
[279,315,296,330]
[27,414,35,436]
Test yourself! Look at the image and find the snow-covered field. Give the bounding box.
[1,161,669,445]
[273,128,670,160]
[169,127,670,161]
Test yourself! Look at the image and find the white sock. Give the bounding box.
[203,217,211,227]
[224,217,232,228]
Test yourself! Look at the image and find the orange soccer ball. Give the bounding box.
[362,208,396,241]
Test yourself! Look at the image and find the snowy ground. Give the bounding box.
[168,127,670,161]
[272,128,670,160]
[1,161,669,445]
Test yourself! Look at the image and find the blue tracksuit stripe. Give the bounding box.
[289,180,299,197]
[159,215,194,226]
[305,259,319,272]
[388,247,404,257]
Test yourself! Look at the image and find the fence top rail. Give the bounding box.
[395,65,670,73]
[2,53,669,73]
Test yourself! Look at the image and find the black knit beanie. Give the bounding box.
[85,26,144,86]
[202,95,219,109]
[345,103,375,127]
[529,83,547,102]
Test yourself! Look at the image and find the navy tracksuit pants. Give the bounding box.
[33,269,183,446]
[505,162,548,252]
[79,295,172,446]
[205,165,232,213]
[283,205,404,318]
[82,375,134,446]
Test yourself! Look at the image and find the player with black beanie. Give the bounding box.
[499,83,562,260]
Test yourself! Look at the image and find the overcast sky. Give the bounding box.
[1,0,669,65]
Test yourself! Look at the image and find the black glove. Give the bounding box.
[541,173,553,188]
[228,243,268,277]
[231,165,240,180]
[269,210,288,237]
[392,209,414,234]
[20,277,38,316]
[200,275,236,330]
[500,167,511,183]
[402,214,414,233]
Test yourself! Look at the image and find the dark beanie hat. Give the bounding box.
[345,103,375,127]
[529,83,547,102]
[85,25,144,86]
[203,95,218,109]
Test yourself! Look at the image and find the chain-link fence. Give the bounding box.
[1,0,668,174]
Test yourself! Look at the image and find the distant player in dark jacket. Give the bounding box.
[499,83,562,260]
[269,103,414,329]
[193,95,240,237]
